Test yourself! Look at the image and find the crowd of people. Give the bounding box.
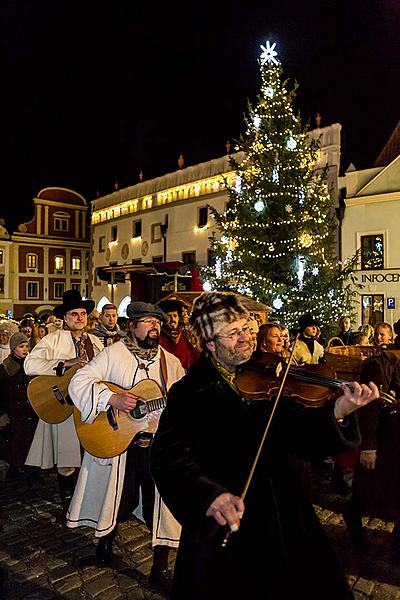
[0,291,399,598]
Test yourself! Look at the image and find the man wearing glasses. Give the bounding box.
[151,291,379,600]
[66,301,185,595]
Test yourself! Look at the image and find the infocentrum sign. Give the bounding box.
[359,271,400,283]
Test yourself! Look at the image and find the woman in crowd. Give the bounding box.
[374,322,394,349]
[256,322,289,358]
[0,332,37,481]
[19,318,37,350]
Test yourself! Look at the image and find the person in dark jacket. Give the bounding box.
[0,332,37,480]
[150,291,379,600]
[343,349,400,559]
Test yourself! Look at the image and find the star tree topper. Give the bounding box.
[260,41,278,65]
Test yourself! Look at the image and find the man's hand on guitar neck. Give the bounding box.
[108,392,139,412]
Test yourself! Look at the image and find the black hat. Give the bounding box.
[126,301,167,322]
[298,313,319,332]
[157,299,186,315]
[53,290,95,319]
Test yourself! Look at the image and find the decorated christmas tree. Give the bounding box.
[202,41,359,333]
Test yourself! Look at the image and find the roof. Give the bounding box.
[156,291,271,314]
[374,121,400,167]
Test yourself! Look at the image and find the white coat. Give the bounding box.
[292,338,324,365]
[24,329,103,469]
[65,342,185,543]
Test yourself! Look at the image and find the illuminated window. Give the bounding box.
[55,256,64,273]
[27,281,39,298]
[361,234,384,270]
[361,294,384,326]
[72,257,81,272]
[151,223,162,243]
[26,253,38,270]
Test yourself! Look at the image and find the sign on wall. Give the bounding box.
[387,297,396,310]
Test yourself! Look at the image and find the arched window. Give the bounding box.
[118,296,131,317]
[96,296,110,313]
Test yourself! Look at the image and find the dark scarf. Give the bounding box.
[3,353,24,377]
[299,332,315,356]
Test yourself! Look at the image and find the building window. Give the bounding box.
[362,294,384,327]
[71,283,80,292]
[361,234,384,270]
[0,274,4,294]
[99,236,106,252]
[0,250,3,265]
[72,257,81,272]
[151,223,162,243]
[132,220,142,238]
[26,253,38,270]
[54,282,65,298]
[27,281,39,298]
[198,207,208,228]
[111,226,118,242]
[54,217,68,231]
[182,251,196,265]
[54,256,64,273]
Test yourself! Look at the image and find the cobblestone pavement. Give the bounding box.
[1,461,400,599]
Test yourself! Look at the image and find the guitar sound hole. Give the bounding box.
[130,399,148,419]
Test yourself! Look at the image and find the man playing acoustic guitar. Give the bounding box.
[24,290,103,516]
[66,301,185,595]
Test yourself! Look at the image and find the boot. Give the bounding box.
[96,529,116,566]
[148,545,173,595]
[57,471,78,519]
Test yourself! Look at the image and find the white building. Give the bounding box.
[90,124,341,313]
[341,122,400,327]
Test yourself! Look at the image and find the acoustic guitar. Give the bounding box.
[73,378,165,458]
[27,364,81,424]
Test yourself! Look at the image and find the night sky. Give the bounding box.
[3,0,399,232]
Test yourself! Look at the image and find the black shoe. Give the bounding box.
[96,534,114,566]
[148,568,173,596]
[343,507,366,546]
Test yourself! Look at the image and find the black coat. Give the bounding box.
[151,353,361,600]
[0,354,36,466]
[351,351,400,521]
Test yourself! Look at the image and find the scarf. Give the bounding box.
[3,353,24,377]
[122,333,158,361]
[71,331,90,361]
[211,354,239,394]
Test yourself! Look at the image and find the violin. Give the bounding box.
[234,352,395,408]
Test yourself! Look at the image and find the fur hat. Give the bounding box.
[10,332,29,352]
[189,292,248,346]
[0,320,19,337]
[126,301,167,322]
[53,290,95,319]
[298,313,319,332]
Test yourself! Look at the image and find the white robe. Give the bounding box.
[66,342,185,545]
[24,329,103,469]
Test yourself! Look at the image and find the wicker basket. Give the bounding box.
[325,338,376,381]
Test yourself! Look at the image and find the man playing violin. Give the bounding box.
[151,291,379,600]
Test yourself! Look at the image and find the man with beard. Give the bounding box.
[91,303,126,347]
[158,299,199,370]
[66,301,185,594]
[150,291,379,600]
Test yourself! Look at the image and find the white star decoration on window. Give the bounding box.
[260,41,278,66]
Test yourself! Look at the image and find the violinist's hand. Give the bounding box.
[334,381,379,421]
[206,492,245,533]
[108,392,138,412]
[360,450,377,470]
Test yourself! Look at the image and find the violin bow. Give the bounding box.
[222,334,300,548]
